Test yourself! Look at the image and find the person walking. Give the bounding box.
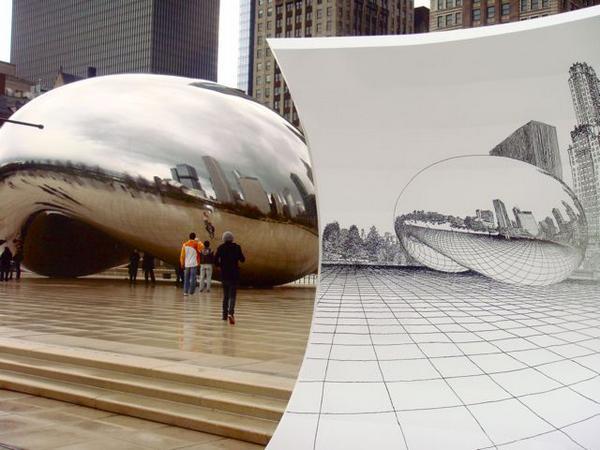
[128,250,140,284]
[0,247,13,282]
[199,241,215,293]
[12,250,22,281]
[142,253,156,284]
[180,233,203,296]
[12,238,23,281]
[175,264,184,287]
[215,231,245,325]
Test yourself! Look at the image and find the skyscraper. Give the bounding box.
[170,164,206,197]
[493,199,511,230]
[238,0,256,95]
[11,0,220,90]
[251,0,414,128]
[202,156,234,204]
[237,175,271,214]
[567,62,600,242]
[569,62,600,127]
[490,120,562,179]
[430,0,599,32]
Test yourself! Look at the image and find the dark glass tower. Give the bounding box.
[237,0,255,95]
[11,0,220,90]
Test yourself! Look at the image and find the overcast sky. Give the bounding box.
[271,12,600,233]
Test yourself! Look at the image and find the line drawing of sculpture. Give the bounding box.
[394,156,588,286]
[0,74,318,285]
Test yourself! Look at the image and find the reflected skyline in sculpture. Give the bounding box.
[0,74,318,285]
[394,156,588,285]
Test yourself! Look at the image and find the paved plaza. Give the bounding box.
[0,388,262,450]
[272,265,600,450]
[0,278,315,379]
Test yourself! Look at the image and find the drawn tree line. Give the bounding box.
[321,221,417,265]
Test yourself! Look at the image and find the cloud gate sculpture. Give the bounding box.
[0,75,318,285]
[394,156,588,286]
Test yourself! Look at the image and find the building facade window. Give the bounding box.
[531,0,539,8]
[472,8,481,20]
[520,0,528,11]
[437,15,444,27]
[446,13,453,25]
[487,5,495,17]
[502,3,510,15]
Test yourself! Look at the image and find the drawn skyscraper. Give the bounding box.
[567,62,600,242]
[490,120,562,179]
[569,63,600,126]
[493,199,511,231]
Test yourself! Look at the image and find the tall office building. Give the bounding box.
[430,0,599,32]
[569,62,600,127]
[414,6,431,32]
[11,0,220,90]
[493,199,511,230]
[568,63,600,242]
[252,0,414,127]
[202,156,235,204]
[237,175,271,214]
[238,0,257,95]
[170,164,207,197]
[490,120,562,179]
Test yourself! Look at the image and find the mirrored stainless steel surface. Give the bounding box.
[394,156,588,285]
[0,74,318,285]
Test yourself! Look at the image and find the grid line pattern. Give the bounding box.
[269,266,600,450]
[401,226,583,286]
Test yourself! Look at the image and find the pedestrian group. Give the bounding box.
[179,231,245,325]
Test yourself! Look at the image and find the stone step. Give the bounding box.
[0,338,293,399]
[0,368,276,445]
[0,352,286,421]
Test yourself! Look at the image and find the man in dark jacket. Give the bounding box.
[142,253,156,284]
[128,250,140,284]
[0,247,13,282]
[215,231,245,325]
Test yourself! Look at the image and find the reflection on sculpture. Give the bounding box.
[394,156,588,286]
[0,74,318,285]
